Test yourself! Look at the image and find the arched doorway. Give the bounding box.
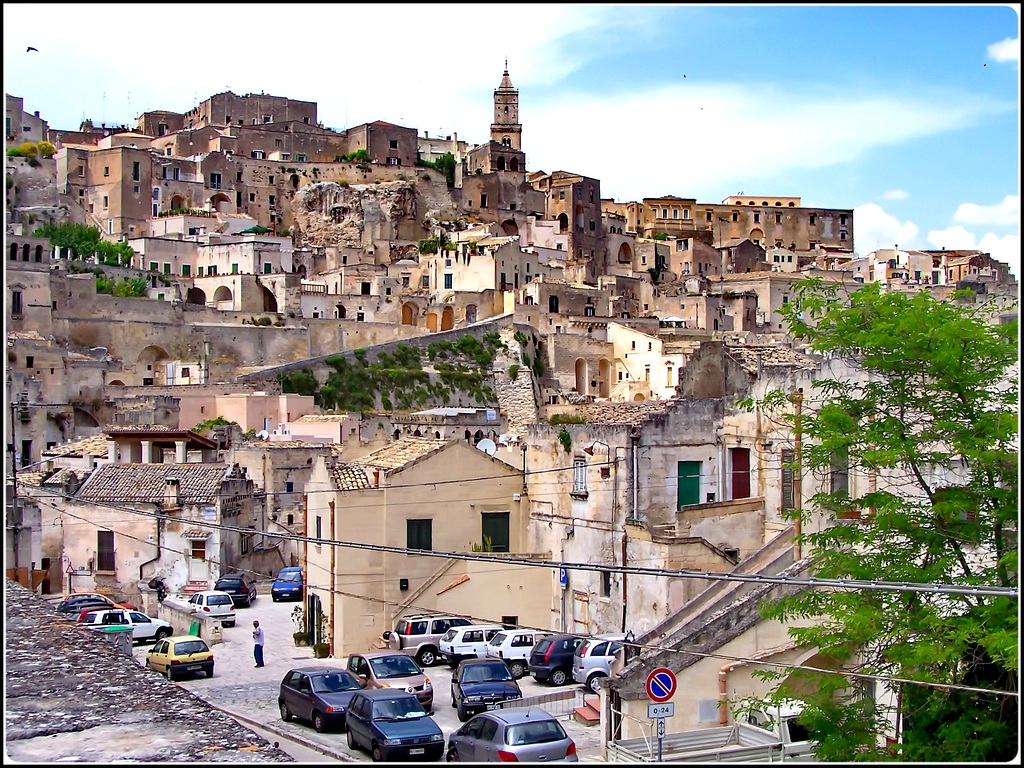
[209,193,230,213]
[137,345,170,384]
[440,306,455,331]
[337,304,347,319]
[427,313,438,333]
[108,379,125,386]
[598,359,612,398]
[465,304,477,324]
[557,213,569,232]
[633,393,646,401]
[509,157,519,172]
[574,358,588,395]
[186,287,207,305]
[213,285,233,308]
[73,407,100,429]
[401,303,415,325]
[749,228,764,246]
[262,286,278,312]
[473,430,484,444]
[617,242,632,263]
[501,220,518,236]
[170,194,185,210]
[496,156,506,171]
[9,243,17,260]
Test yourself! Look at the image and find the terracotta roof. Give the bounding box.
[578,401,671,426]
[41,467,90,487]
[727,346,819,375]
[42,434,110,458]
[258,440,330,449]
[75,463,230,504]
[357,437,451,470]
[328,461,372,490]
[14,471,45,487]
[104,424,180,432]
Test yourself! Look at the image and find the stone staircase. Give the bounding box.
[573,694,601,726]
[181,579,210,596]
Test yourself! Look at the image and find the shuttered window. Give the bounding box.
[781,449,796,511]
[97,530,115,572]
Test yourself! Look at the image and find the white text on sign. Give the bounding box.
[648,702,675,719]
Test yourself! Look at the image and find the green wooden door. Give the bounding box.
[677,461,701,509]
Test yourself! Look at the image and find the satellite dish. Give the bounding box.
[257,430,269,440]
[476,438,497,456]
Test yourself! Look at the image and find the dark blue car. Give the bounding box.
[451,657,522,722]
[345,688,444,762]
[271,566,303,602]
[278,666,363,732]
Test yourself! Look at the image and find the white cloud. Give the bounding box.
[851,203,919,253]
[952,195,1019,227]
[882,189,909,200]
[987,37,1020,63]
[927,227,1020,277]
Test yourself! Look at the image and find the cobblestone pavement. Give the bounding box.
[131,585,605,761]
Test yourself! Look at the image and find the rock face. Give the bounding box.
[492,326,539,434]
[292,180,417,248]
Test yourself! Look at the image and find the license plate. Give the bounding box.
[185,665,202,671]
[409,748,424,755]
[486,703,497,710]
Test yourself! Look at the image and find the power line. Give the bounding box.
[21,478,1019,599]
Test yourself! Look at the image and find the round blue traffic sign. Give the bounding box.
[645,667,677,703]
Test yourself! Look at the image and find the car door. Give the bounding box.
[460,629,482,657]
[347,655,371,688]
[281,671,308,720]
[474,716,500,761]
[452,716,484,760]
[129,612,154,641]
[348,695,370,748]
[149,639,169,672]
[293,673,315,721]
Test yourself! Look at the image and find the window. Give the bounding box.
[480,193,487,208]
[252,150,265,159]
[264,262,272,274]
[269,195,275,206]
[209,172,221,189]
[444,273,453,289]
[407,519,432,551]
[389,140,398,149]
[11,289,22,315]
[572,459,587,496]
[132,161,140,181]
[402,275,410,288]
[163,263,171,274]
[753,212,760,223]
[182,265,190,276]
[677,461,701,509]
[25,355,34,368]
[840,231,847,241]
[149,261,158,272]
[103,166,109,176]
[103,196,108,208]
[672,208,678,219]
[601,570,611,597]
[385,157,399,165]
[197,267,204,276]
[421,275,429,288]
[316,515,322,540]
[830,447,849,495]
[781,449,796,510]
[295,153,307,162]
[840,214,848,225]
[809,214,816,225]
[286,481,294,493]
[230,263,238,274]
[776,213,782,224]
[730,447,750,499]
[249,193,256,202]
[683,209,690,219]
[732,212,738,222]
[97,530,115,572]
[481,512,510,552]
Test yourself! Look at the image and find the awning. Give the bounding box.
[181,529,212,540]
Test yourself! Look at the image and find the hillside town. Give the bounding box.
[5,68,1018,763]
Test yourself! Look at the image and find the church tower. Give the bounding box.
[490,64,522,151]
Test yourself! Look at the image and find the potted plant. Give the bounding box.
[312,609,330,658]
[291,605,308,646]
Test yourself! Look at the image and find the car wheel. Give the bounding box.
[207,664,214,678]
[417,647,437,667]
[154,628,171,641]
[456,701,470,722]
[446,747,460,762]
[272,595,280,602]
[313,711,327,733]
[371,743,386,763]
[509,660,527,679]
[587,673,605,694]
[550,668,569,686]
[166,667,176,682]
[346,728,358,751]
[279,701,292,722]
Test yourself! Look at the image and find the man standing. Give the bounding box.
[253,620,265,668]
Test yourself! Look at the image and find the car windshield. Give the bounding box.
[277,571,301,583]
[174,640,209,655]
[311,672,360,693]
[462,664,512,683]
[373,697,426,720]
[489,632,507,646]
[370,655,421,678]
[505,719,567,746]
[216,579,241,587]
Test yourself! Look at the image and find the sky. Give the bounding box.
[4,4,1020,274]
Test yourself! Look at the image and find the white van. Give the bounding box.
[484,628,549,679]
[439,624,504,667]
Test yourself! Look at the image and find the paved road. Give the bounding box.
[130,586,604,761]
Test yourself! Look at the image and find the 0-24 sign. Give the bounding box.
[648,701,675,719]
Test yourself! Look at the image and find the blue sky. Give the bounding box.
[4,4,1019,273]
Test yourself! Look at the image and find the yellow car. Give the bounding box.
[146,635,214,681]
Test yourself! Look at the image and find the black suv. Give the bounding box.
[528,634,585,686]
[451,658,522,722]
[213,573,258,607]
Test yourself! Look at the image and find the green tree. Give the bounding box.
[36,141,57,159]
[434,151,456,187]
[744,279,1018,761]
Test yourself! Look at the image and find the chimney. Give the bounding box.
[164,476,180,509]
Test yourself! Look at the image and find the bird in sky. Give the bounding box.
[26,46,38,52]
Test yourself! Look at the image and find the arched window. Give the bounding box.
[496,156,506,171]
[22,244,30,261]
[34,245,43,262]
[9,243,17,261]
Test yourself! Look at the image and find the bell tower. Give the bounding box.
[490,62,522,151]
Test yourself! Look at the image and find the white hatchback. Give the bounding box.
[439,624,504,667]
[187,590,236,627]
[484,628,548,679]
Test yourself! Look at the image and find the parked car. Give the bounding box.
[529,633,586,686]
[485,628,548,679]
[79,607,174,643]
[440,624,504,667]
[186,590,236,627]
[56,592,133,615]
[146,635,214,681]
[278,666,364,733]
[445,707,578,762]
[344,688,444,762]
[384,613,473,667]
[271,566,303,602]
[213,572,258,607]
[451,658,522,722]
[572,633,627,693]
[346,650,434,712]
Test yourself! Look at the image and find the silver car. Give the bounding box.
[445,707,578,762]
[572,633,626,693]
